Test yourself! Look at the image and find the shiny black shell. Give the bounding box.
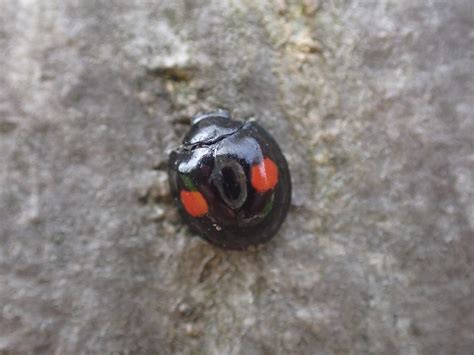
[168,110,291,250]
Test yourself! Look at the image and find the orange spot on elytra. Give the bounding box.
[251,158,279,193]
[180,190,209,217]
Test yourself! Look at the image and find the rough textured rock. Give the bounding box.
[1,1,472,354]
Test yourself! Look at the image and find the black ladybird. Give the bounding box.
[168,110,291,250]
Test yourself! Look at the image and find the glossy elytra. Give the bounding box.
[168,110,291,250]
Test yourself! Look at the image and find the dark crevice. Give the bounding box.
[147,66,196,82]
[221,167,241,200]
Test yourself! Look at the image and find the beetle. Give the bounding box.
[168,110,291,250]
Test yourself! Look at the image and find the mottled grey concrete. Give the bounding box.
[0,1,473,354]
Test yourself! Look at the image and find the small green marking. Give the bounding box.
[180,174,197,191]
[262,193,275,216]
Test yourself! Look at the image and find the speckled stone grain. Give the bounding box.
[0,1,472,354]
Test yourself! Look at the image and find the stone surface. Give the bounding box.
[0,1,472,354]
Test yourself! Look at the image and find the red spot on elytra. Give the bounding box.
[180,190,209,217]
[251,158,279,193]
